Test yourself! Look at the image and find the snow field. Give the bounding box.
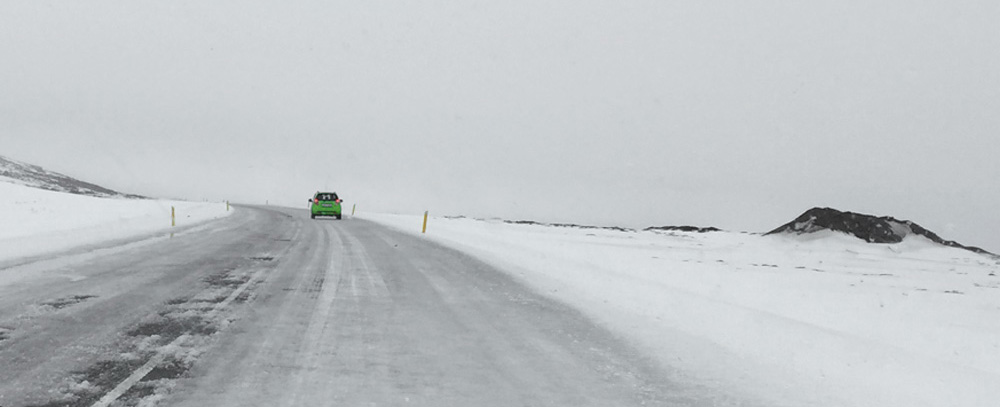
[0,181,232,263]
[361,213,1000,407]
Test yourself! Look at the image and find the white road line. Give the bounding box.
[90,336,188,407]
[90,254,273,407]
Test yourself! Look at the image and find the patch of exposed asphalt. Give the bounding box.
[203,270,250,288]
[250,256,274,262]
[25,358,148,407]
[118,383,157,405]
[127,312,216,340]
[0,326,11,343]
[29,262,269,407]
[165,297,188,305]
[115,383,156,407]
[140,356,192,382]
[232,289,253,304]
[102,356,195,407]
[28,309,216,407]
[42,295,98,310]
[191,294,229,304]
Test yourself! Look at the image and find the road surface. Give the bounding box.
[0,205,703,407]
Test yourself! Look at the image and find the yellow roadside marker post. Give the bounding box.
[422,211,428,234]
[171,206,176,227]
[352,204,356,216]
[226,201,230,211]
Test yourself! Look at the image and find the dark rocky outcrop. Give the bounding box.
[503,220,634,232]
[644,226,722,233]
[0,155,145,199]
[766,207,992,255]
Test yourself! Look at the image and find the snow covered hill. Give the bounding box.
[0,154,144,199]
[363,212,1000,407]
[0,166,231,265]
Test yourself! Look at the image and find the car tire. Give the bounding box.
[311,214,315,219]
[336,214,342,220]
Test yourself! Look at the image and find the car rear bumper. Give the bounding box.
[311,206,341,216]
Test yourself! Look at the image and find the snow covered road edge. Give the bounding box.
[361,212,1000,407]
[0,182,233,265]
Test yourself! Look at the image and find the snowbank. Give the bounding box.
[361,213,1000,407]
[0,181,232,263]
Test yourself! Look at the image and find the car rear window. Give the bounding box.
[316,193,338,201]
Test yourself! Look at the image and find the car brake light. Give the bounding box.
[314,198,319,203]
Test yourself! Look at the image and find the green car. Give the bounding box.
[310,192,343,219]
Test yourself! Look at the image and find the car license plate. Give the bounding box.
[322,203,333,207]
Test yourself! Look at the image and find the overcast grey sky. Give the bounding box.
[2,1,998,250]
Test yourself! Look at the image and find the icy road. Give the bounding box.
[0,206,691,407]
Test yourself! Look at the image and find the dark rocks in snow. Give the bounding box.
[503,220,635,232]
[644,225,722,233]
[500,219,724,234]
[767,207,992,255]
[0,154,145,199]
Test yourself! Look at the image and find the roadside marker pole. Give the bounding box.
[226,201,230,211]
[422,211,428,234]
[352,204,356,216]
[171,206,176,227]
